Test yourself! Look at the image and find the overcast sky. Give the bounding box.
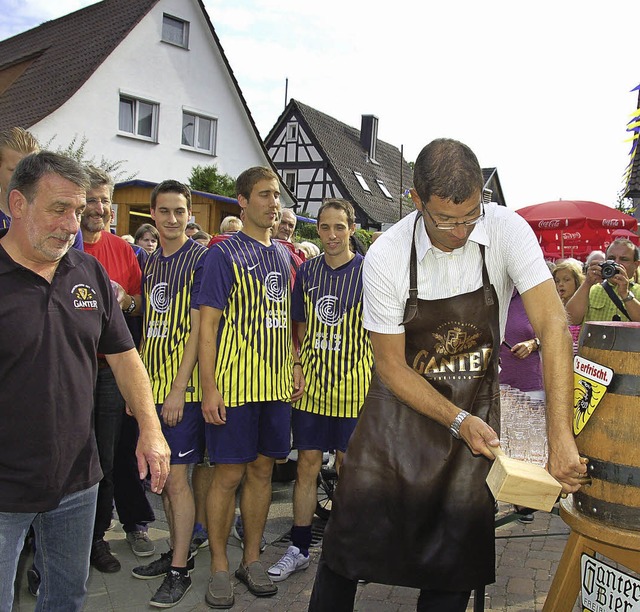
[1,0,638,209]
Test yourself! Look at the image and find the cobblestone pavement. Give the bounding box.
[13,480,582,611]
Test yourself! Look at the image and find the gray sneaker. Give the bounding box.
[205,571,234,609]
[126,531,155,557]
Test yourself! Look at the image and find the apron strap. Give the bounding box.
[401,213,421,325]
[479,245,494,306]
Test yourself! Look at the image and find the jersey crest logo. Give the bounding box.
[573,355,613,435]
[71,284,98,310]
[315,295,343,326]
[264,271,285,303]
[149,282,171,313]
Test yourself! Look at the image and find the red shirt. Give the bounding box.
[83,231,142,296]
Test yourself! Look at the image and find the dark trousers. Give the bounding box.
[93,366,125,541]
[113,413,155,532]
[308,554,471,612]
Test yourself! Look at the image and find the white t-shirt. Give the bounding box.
[363,204,551,338]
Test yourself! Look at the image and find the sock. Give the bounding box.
[291,525,312,556]
[193,521,206,535]
[170,565,189,576]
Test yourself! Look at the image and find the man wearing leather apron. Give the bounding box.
[309,138,587,612]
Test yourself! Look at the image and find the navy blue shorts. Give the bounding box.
[157,402,205,465]
[292,409,358,453]
[205,400,292,464]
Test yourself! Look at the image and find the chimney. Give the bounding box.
[360,114,378,163]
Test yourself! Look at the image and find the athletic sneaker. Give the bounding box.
[232,515,267,552]
[126,530,155,557]
[132,549,195,580]
[267,545,310,582]
[150,569,192,608]
[191,525,209,550]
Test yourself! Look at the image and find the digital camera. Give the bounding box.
[599,260,618,280]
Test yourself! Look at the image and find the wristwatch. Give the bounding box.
[449,410,470,439]
[123,295,136,314]
[622,291,635,303]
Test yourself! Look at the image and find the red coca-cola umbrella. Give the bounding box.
[516,200,638,260]
[610,228,640,245]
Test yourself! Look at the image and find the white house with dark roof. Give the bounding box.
[0,0,294,206]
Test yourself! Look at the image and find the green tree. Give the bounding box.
[43,134,137,182]
[188,164,236,198]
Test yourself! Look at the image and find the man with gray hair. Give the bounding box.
[0,151,169,610]
[81,166,157,572]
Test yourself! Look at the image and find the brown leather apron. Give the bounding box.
[322,216,501,591]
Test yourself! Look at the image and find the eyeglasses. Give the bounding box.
[424,203,484,231]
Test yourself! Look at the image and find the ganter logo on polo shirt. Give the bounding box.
[72,284,99,310]
[412,322,491,381]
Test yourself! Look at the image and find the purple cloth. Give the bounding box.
[499,292,543,392]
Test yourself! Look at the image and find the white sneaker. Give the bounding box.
[267,545,310,582]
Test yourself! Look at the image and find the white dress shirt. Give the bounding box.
[363,203,551,338]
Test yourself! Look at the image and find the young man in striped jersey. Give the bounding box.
[131,180,208,608]
[268,199,374,582]
[198,167,304,608]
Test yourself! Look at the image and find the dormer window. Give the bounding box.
[162,14,189,48]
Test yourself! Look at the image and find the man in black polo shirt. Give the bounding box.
[0,152,170,611]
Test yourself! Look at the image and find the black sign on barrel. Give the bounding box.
[573,321,640,531]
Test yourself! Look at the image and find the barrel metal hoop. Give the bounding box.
[608,372,640,396]
[581,325,640,352]
[583,455,640,487]
[573,491,640,532]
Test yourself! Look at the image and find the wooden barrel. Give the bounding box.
[573,321,640,530]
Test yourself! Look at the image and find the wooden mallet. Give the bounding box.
[486,446,563,512]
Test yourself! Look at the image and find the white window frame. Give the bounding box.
[284,170,296,192]
[181,108,217,155]
[118,93,159,142]
[353,171,371,193]
[162,14,189,49]
[376,179,393,200]
[286,123,298,142]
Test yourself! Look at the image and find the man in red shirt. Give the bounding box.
[81,167,155,572]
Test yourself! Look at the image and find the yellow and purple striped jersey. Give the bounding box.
[292,253,373,417]
[197,232,294,407]
[140,239,207,404]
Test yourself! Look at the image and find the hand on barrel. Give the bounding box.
[549,448,590,495]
